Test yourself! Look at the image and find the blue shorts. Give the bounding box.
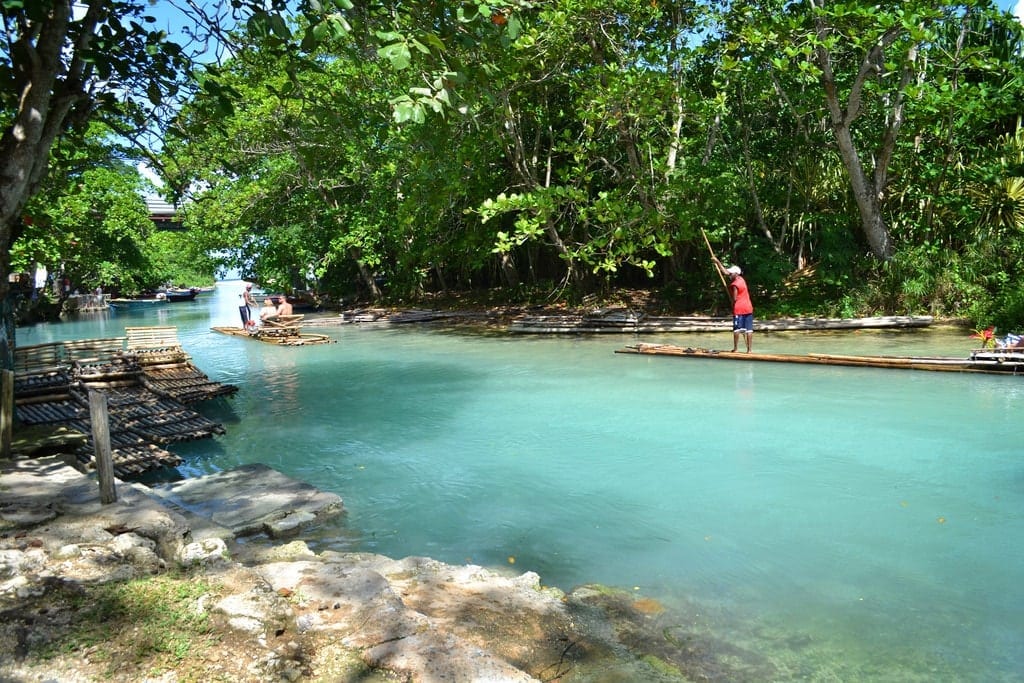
[733,313,754,333]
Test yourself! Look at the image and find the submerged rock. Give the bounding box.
[1,456,772,681]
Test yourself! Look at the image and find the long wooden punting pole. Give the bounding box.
[700,229,730,297]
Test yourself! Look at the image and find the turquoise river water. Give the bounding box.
[17,284,1023,681]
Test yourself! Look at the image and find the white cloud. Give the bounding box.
[1016,0,1024,23]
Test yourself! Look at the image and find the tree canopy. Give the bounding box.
[4,0,1024,354]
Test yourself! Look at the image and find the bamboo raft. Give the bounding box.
[126,327,238,403]
[211,319,335,346]
[338,308,461,324]
[513,313,934,334]
[12,328,237,477]
[616,343,1024,376]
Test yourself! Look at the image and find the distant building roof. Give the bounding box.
[146,195,185,231]
[146,196,178,217]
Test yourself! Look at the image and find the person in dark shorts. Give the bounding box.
[712,257,754,353]
[239,283,256,328]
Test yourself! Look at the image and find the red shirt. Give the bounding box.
[731,275,753,315]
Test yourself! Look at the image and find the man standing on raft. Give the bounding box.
[712,257,754,353]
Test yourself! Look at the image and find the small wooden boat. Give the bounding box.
[616,343,1024,376]
[109,296,169,310]
[164,288,199,302]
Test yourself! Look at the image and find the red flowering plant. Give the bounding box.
[969,326,996,349]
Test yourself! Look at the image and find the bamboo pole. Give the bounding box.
[700,229,730,297]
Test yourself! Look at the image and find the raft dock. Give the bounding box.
[13,327,237,477]
[513,313,934,334]
[616,343,1024,375]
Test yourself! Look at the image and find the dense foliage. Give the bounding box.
[4,1,1024,333]
[161,0,1024,328]
[9,126,216,298]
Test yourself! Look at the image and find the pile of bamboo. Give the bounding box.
[511,314,934,334]
[11,328,236,477]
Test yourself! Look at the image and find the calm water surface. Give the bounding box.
[19,285,1023,681]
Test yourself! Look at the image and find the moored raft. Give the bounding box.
[12,328,237,477]
[616,343,1024,375]
[512,313,933,334]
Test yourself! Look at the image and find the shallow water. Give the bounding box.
[19,285,1024,681]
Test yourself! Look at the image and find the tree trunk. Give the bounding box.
[0,0,92,368]
[811,0,902,260]
[353,250,381,300]
[832,125,893,259]
[737,89,775,248]
[499,252,520,288]
[501,94,573,274]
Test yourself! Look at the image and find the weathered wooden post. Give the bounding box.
[0,369,12,459]
[88,389,117,504]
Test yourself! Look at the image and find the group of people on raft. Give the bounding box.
[238,282,293,331]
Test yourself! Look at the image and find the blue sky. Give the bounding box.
[1003,0,1024,20]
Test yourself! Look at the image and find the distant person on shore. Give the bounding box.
[276,296,293,317]
[712,256,754,353]
[239,283,256,328]
[259,298,278,323]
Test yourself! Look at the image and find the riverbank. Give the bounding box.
[0,455,759,682]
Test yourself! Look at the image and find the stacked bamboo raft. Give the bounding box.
[126,326,240,402]
[337,308,477,325]
[511,312,934,334]
[12,328,237,477]
[211,315,334,345]
[616,343,1024,375]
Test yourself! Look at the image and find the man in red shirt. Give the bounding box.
[712,257,754,353]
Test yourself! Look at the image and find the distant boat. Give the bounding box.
[165,288,199,302]
[109,295,169,310]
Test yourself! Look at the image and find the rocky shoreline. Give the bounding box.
[0,455,778,682]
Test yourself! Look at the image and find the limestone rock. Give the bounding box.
[177,537,230,567]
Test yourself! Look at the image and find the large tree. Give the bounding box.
[0,0,506,360]
[0,0,208,366]
[725,0,1018,261]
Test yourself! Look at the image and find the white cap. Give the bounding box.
[726,265,742,275]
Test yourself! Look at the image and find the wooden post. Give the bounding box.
[88,389,117,504]
[0,369,12,459]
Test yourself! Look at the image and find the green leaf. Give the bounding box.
[268,14,291,40]
[410,38,431,55]
[147,82,162,106]
[392,100,418,123]
[378,42,412,70]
